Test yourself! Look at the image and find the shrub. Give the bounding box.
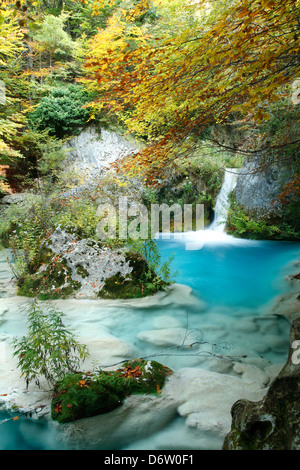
[227,192,300,241]
[12,301,89,388]
[29,84,91,138]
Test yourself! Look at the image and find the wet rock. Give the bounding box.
[232,318,258,333]
[153,315,184,329]
[53,390,178,450]
[136,328,200,348]
[166,368,267,438]
[223,317,300,450]
[264,334,289,354]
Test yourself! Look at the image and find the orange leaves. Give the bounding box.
[277,173,300,205]
[237,7,250,18]
[83,0,300,178]
[54,404,62,413]
[78,379,89,388]
[122,365,142,379]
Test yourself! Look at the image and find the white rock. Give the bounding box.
[153,315,183,329]
[54,390,178,450]
[264,363,285,382]
[165,368,267,436]
[81,336,141,370]
[259,321,280,335]
[136,328,200,348]
[233,362,269,387]
[232,318,258,333]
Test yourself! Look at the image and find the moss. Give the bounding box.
[125,252,149,281]
[76,265,89,278]
[98,252,166,299]
[51,359,173,424]
[227,192,300,241]
[17,248,81,300]
[98,273,144,299]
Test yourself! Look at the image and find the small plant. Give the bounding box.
[128,238,177,287]
[12,301,89,389]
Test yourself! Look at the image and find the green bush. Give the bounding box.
[12,302,89,388]
[29,84,91,138]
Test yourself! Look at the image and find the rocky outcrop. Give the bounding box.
[235,156,294,218]
[51,359,173,424]
[64,126,140,181]
[223,317,300,450]
[16,225,175,300]
[16,226,134,299]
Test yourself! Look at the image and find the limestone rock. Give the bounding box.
[235,156,293,217]
[63,126,140,189]
[53,391,178,450]
[223,317,300,450]
[165,368,267,438]
[136,328,200,348]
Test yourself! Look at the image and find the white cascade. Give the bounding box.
[179,168,243,250]
[209,168,239,232]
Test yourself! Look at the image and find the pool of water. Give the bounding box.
[157,232,300,309]
[0,234,299,450]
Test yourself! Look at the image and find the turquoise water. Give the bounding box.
[0,235,300,450]
[0,411,66,450]
[157,235,300,309]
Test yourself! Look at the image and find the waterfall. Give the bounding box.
[180,168,242,249]
[209,168,239,232]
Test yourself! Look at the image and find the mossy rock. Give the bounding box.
[98,272,144,299]
[124,252,149,281]
[17,242,81,300]
[98,252,165,299]
[51,359,173,424]
[223,317,300,450]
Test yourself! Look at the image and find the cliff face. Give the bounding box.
[64,126,140,181]
[235,156,294,219]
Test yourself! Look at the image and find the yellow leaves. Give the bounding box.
[83,0,300,177]
[261,0,276,9]
[237,7,250,18]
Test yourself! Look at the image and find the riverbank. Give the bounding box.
[1,247,299,450]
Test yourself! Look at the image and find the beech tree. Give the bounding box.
[83,0,300,183]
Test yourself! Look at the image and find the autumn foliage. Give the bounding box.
[83,0,300,182]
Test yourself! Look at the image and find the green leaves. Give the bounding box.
[12,301,89,388]
[29,84,91,138]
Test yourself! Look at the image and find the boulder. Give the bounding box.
[223,317,300,450]
[235,156,293,218]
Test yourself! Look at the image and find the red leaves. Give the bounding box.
[122,365,142,379]
[54,404,62,413]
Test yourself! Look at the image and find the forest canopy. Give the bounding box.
[0,0,299,187]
